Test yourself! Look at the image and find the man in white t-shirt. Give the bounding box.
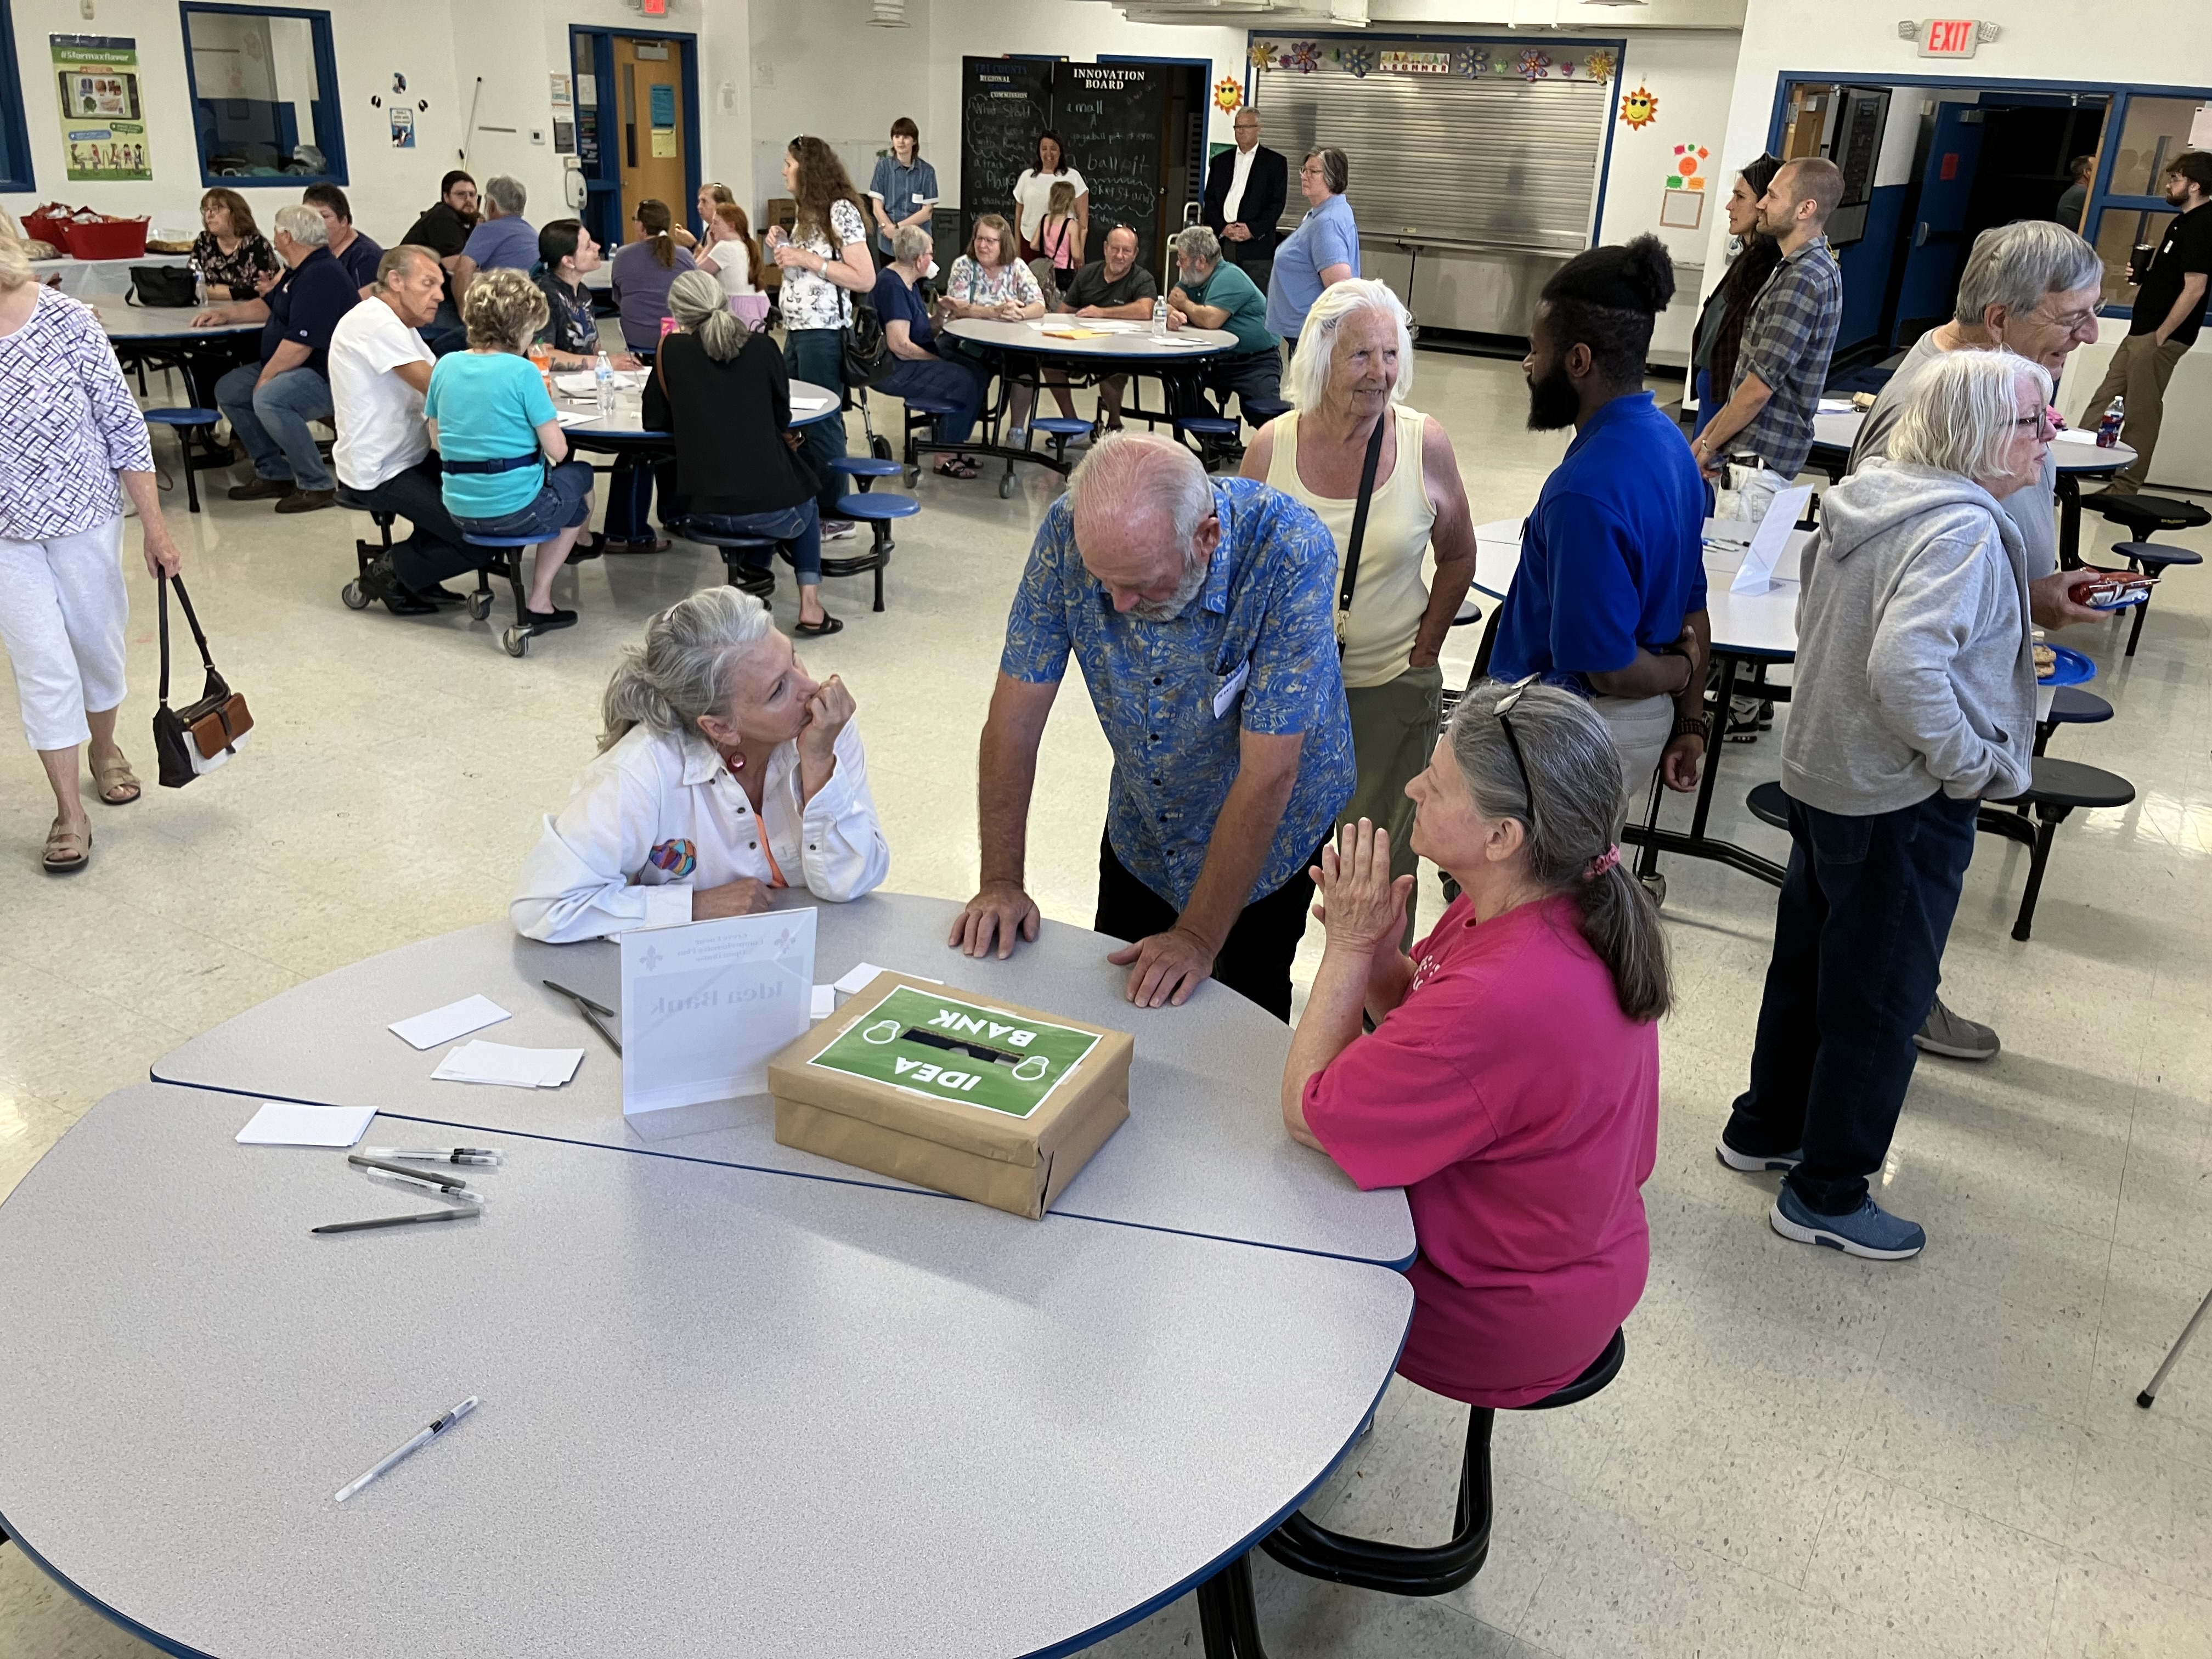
[328,245,478,613]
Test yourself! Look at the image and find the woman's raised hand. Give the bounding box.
[1311,818,1410,956]
[797,673,856,766]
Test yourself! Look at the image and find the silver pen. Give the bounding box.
[357,1146,502,1166]
[334,1396,478,1502]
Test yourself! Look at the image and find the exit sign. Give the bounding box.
[1918,18,1982,56]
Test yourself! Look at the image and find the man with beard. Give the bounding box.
[1490,235,1712,804]
[953,432,1354,1019]
[2084,149,2212,496]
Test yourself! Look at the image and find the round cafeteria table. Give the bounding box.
[150,890,1414,1268]
[0,1081,1411,1659]
[91,296,259,411]
[940,317,1238,496]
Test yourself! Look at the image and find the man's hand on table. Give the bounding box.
[950,880,1040,959]
[1105,925,1216,1009]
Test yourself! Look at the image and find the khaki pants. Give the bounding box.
[1341,664,1443,949]
[2087,333,2191,493]
[1592,691,1674,818]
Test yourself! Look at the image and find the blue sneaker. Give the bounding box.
[1770,1186,1926,1261]
[1717,1137,1802,1173]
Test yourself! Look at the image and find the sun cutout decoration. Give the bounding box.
[1618,85,1659,129]
[1212,76,1243,114]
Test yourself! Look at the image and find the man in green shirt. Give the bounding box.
[1167,225,1282,416]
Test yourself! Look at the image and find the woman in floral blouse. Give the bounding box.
[190,189,279,302]
[941,214,1045,445]
[772,137,877,543]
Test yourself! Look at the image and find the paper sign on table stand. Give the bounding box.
[1730,485,1813,595]
[619,909,816,1124]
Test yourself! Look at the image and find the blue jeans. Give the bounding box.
[688,501,822,584]
[1206,348,1283,415]
[1725,789,1980,1214]
[783,328,849,523]
[450,460,595,542]
[217,362,334,492]
[878,353,989,448]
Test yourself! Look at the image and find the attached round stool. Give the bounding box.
[1175,413,1243,472]
[142,408,222,512]
[895,393,967,482]
[831,492,918,613]
[2108,540,2203,657]
[1029,416,1094,473]
[827,455,902,493]
[1978,757,2136,941]
[2087,493,2212,540]
[462,533,546,657]
[673,519,780,602]
[1193,1328,1628,1644]
[2035,685,2114,755]
[1240,397,1291,426]
[1747,780,1790,832]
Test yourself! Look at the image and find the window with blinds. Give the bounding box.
[1252,43,1615,255]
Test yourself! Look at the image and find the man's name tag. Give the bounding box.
[1212,659,1251,719]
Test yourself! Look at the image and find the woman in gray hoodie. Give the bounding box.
[1718,349,2054,1262]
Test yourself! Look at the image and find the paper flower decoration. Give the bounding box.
[1618,85,1659,128]
[1212,76,1243,114]
[1456,46,1491,79]
[1249,41,1276,71]
[1669,144,1711,189]
[1517,49,1552,81]
[1559,60,1578,78]
[1341,47,1374,78]
[1282,41,1322,74]
[1584,50,1617,85]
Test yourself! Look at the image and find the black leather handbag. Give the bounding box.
[153,575,253,788]
[128,265,200,308]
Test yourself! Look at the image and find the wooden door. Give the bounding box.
[614,36,687,234]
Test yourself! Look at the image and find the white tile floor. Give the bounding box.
[2,350,2210,1658]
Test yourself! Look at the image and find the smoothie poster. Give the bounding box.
[52,36,153,182]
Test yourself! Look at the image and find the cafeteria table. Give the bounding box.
[0,1082,1411,1659]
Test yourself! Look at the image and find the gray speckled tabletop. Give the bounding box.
[149,892,1414,1267]
[0,1085,1411,1659]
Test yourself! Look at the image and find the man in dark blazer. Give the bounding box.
[1203,108,1288,274]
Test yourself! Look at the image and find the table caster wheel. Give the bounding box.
[904,466,920,488]
[340,579,369,611]
[1640,872,1667,908]
[502,625,530,658]
[468,592,494,621]
[998,472,1015,500]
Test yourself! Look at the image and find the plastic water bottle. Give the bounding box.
[594,352,617,419]
[1151,294,1169,339]
[2097,396,2124,448]
[190,258,206,307]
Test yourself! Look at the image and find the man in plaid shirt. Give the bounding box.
[1690,157,1846,524]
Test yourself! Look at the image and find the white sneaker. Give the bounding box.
[820,520,858,543]
[1005,425,1029,449]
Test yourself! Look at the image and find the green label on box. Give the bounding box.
[805,986,1101,1120]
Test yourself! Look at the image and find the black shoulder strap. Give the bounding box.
[157,575,217,709]
[1336,410,1391,635]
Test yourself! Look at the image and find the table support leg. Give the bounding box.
[2058,472,2084,572]
[1194,1554,1273,1659]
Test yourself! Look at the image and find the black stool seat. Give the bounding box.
[1997,757,2135,812]
[2088,494,2211,536]
[2112,539,2204,569]
[673,518,781,601]
[899,393,965,416]
[1747,780,1790,831]
[1256,1328,1626,1600]
[331,483,383,515]
[1978,757,2135,940]
[1242,397,1291,425]
[2049,686,2114,724]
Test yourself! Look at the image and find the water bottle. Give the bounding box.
[2097,396,2124,448]
[190,258,206,307]
[594,352,616,419]
[1152,294,1169,339]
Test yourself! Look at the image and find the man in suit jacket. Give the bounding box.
[1203,109,1288,271]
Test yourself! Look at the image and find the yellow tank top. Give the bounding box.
[1267,404,1438,690]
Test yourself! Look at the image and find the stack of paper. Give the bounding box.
[789,394,834,412]
[2051,427,2102,446]
[833,962,945,994]
[553,371,598,396]
[432,1041,585,1089]
[389,995,511,1051]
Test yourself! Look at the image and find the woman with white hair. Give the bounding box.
[0,236,180,871]
[1719,348,2053,1263]
[512,586,888,943]
[1240,278,1477,943]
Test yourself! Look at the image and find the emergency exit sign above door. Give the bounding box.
[1909,18,1997,57]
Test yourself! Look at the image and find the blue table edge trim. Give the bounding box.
[0,1515,212,1659]
[146,1071,1421,1272]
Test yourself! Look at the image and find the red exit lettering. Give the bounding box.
[1927,18,1974,53]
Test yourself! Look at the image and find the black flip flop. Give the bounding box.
[794,613,845,637]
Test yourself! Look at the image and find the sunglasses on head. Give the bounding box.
[1492,674,1542,843]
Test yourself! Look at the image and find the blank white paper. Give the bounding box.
[236,1102,377,1148]
[388,994,512,1051]
[811,984,836,1020]
[832,962,945,995]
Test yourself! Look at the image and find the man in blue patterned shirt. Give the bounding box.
[951,433,1355,1019]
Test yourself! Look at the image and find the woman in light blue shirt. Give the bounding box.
[1266,148,1360,348]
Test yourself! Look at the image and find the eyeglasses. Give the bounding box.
[2028,303,2101,333]
[1492,674,1543,843]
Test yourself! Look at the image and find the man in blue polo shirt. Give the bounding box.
[211,203,359,513]
[1491,235,1710,802]
[953,431,1353,1020]
[452,174,536,306]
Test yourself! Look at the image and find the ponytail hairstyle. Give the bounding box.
[712,201,764,285]
[637,198,676,268]
[1444,682,1672,1022]
[600,588,777,751]
[668,268,746,361]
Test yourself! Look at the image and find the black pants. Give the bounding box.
[1724,789,1979,1214]
[353,455,478,590]
[1093,829,1319,1022]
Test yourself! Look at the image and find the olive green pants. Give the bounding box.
[1340,664,1444,950]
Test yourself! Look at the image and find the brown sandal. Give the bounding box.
[93,751,141,806]
[42,819,91,874]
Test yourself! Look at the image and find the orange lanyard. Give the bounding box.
[729,757,788,888]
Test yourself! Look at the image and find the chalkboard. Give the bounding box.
[960,57,1053,252]
[1055,63,1168,271]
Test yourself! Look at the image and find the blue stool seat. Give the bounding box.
[143,407,218,427]
[1176,415,1240,437]
[2112,539,2204,569]
[838,492,920,521]
[2049,686,2113,724]
[1031,416,1092,436]
[899,393,964,416]
[462,532,541,548]
[828,456,902,478]
[1242,398,1291,424]
[142,408,224,512]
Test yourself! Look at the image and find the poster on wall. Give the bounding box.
[50,35,153,182]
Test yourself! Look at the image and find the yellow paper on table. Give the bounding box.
[650,128,676,158]
[1042,326,1110,340]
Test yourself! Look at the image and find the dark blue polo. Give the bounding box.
[259,245,359,377]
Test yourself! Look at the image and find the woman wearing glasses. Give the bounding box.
[1281,681,1665,1408]
[1265,148,1359,353]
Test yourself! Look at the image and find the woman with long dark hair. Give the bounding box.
[1691,154,1783,438]
[1012,129,1087,262]
[772,136,877,545]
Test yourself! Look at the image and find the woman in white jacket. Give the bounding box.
[512,588,888,943]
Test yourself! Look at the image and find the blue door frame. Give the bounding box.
[566,24,701,253]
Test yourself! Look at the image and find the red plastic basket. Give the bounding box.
[22,206,74,250]
[59,216,150,259]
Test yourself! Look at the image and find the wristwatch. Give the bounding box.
[1672,715,1710,740]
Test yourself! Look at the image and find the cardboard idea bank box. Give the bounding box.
[768,973,1132,1218]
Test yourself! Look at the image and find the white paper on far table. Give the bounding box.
[620,909,817,1114]
[2051,427,2103,446]
[1817,396,1857,413]
[388,994,511,1051]
[432,1041,585,1089]
[811,984,836,1020]
[552,372,597,394]
[789,394,833,412]
[832,960,945,995]
[236,1102,377,1148]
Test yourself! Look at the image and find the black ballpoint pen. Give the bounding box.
[348,1154,470,1189]
[313,1209,478,1235]
[542,979,622,1054]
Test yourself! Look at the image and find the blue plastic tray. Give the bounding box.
[2039,643,2096,686]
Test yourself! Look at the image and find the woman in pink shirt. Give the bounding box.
[1285,680,1666,1407]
